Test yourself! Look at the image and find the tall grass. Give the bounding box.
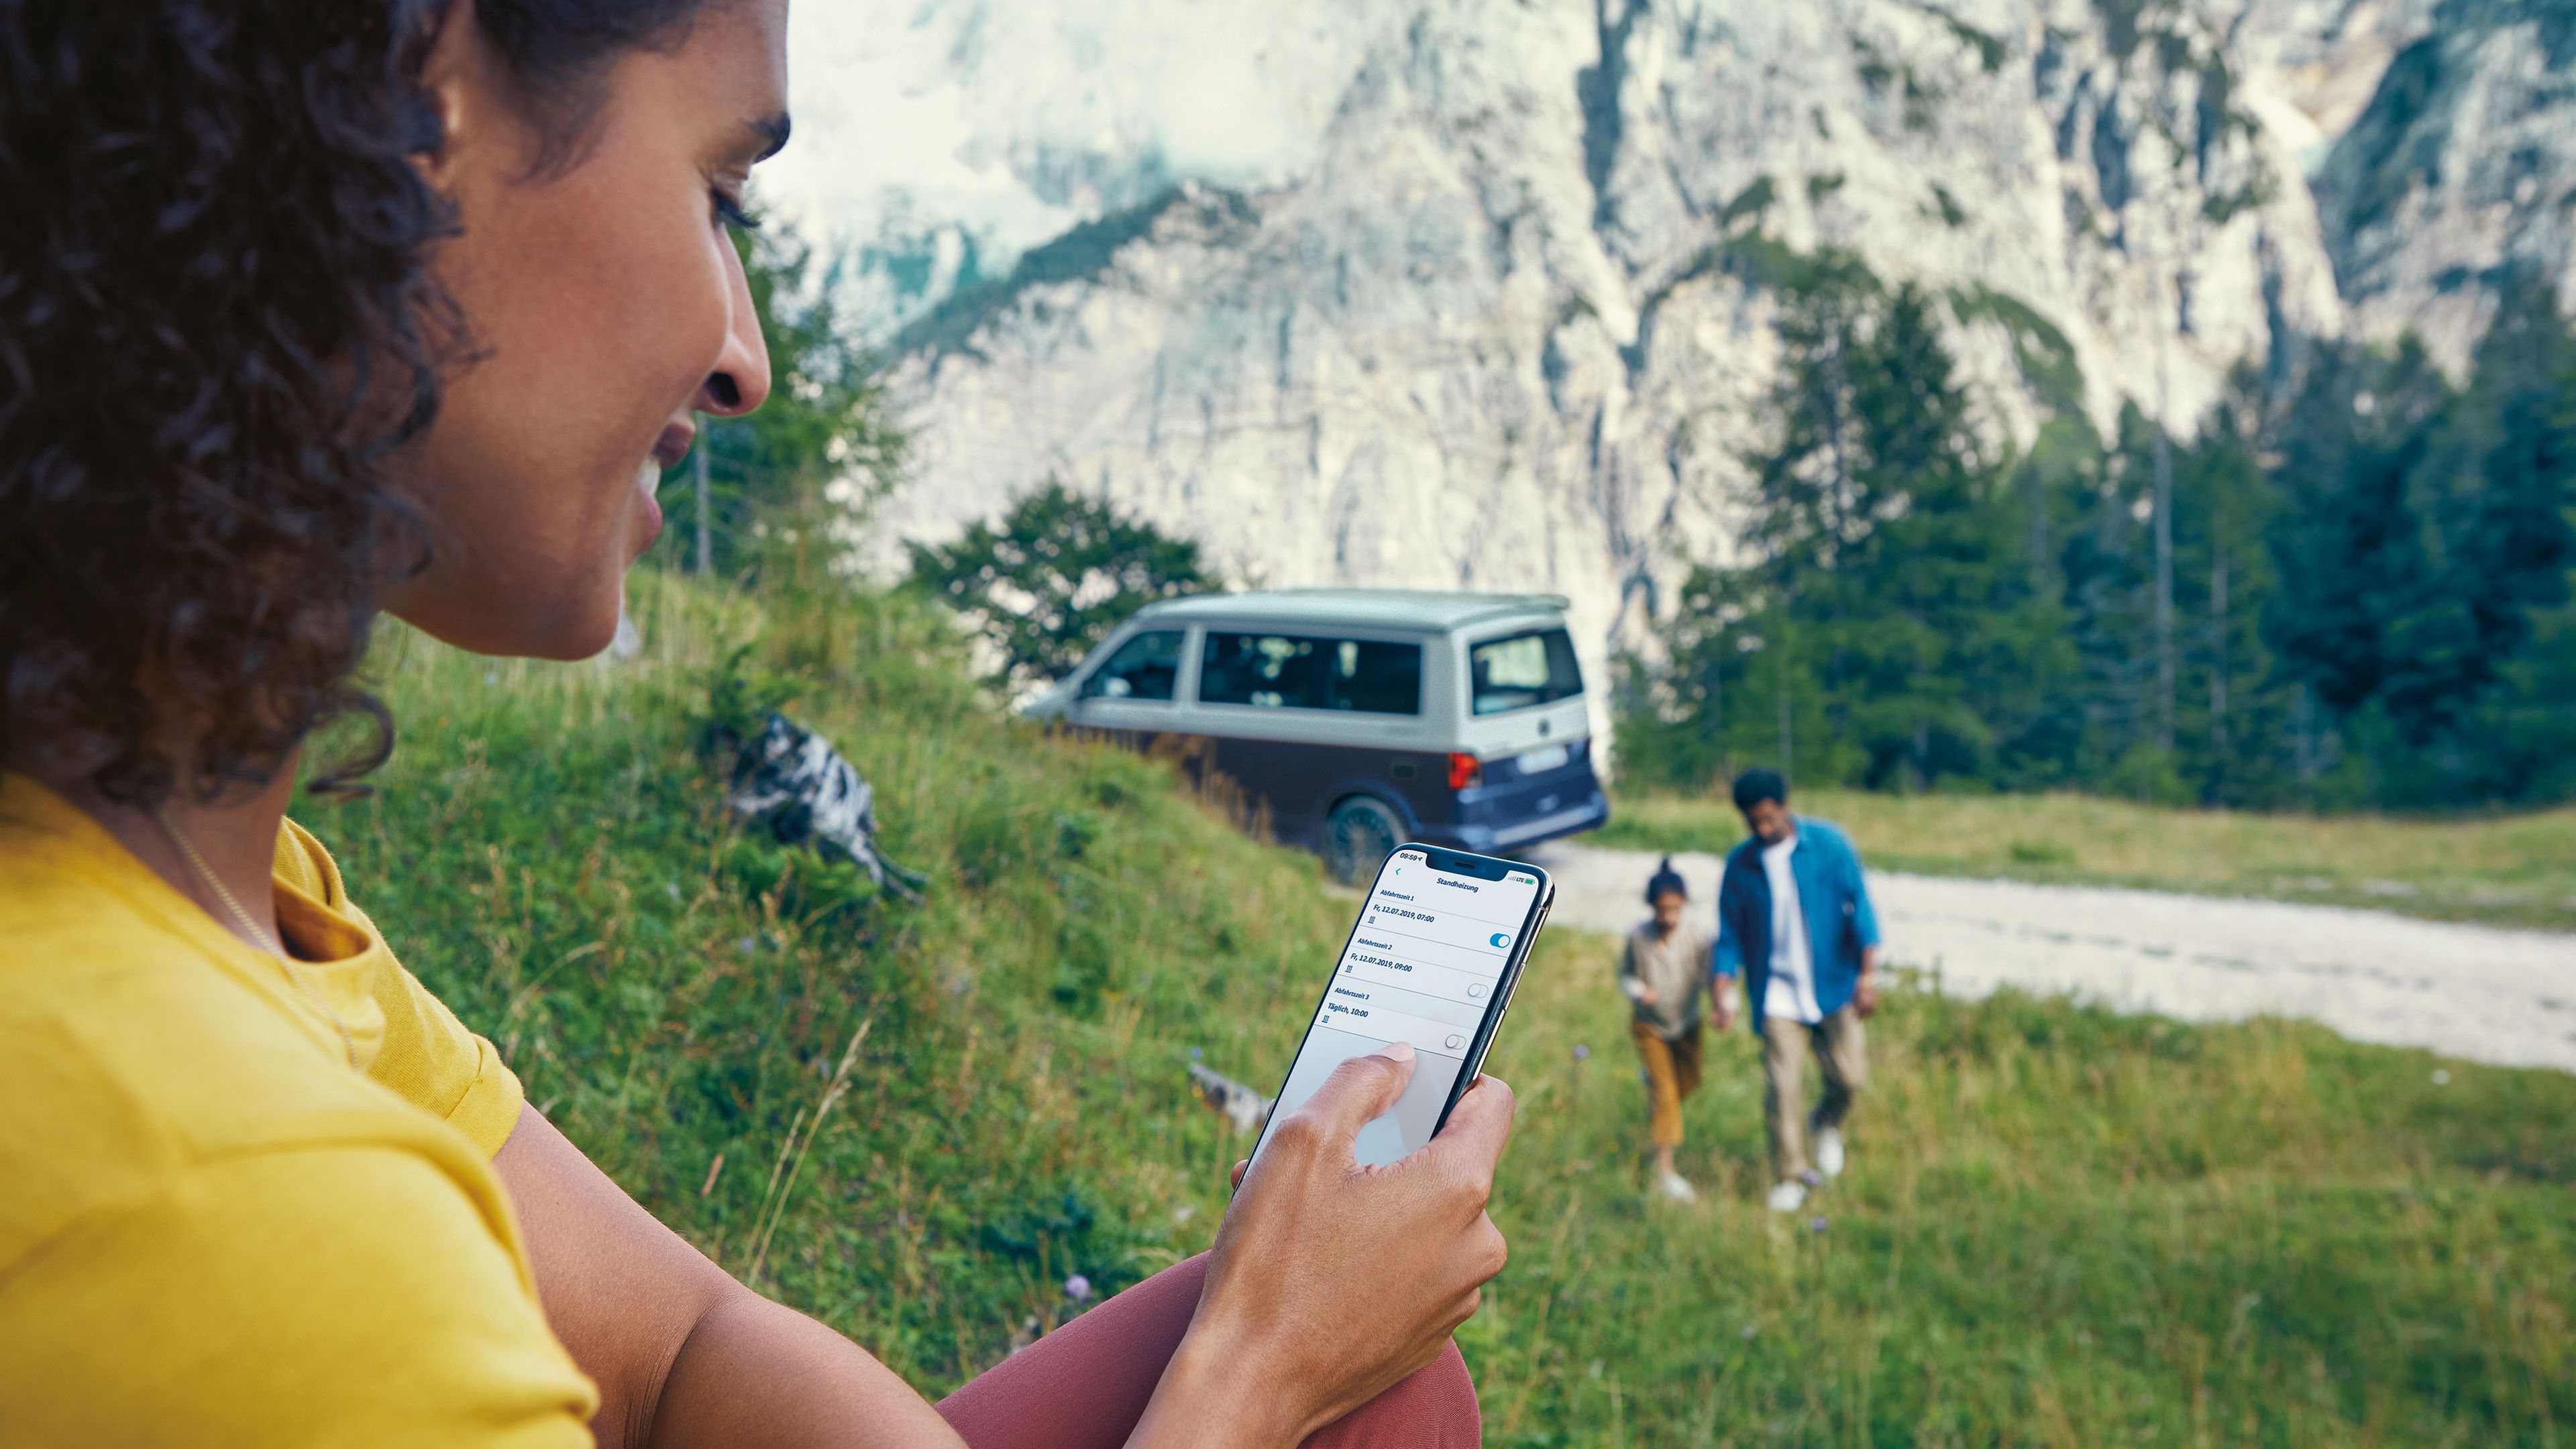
[311,571,2573,1444]
[1601,789,2576,932]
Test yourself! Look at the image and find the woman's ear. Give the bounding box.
[411,0,506,191]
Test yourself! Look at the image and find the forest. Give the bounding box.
[1616,249,2576,812]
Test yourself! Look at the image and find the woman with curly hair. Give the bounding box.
[0,2,1512,1444]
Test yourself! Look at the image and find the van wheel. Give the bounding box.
[1324,796,1403,885]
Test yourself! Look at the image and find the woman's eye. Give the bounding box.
[712,189,761,231]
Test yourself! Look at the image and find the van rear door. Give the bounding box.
[1450,623,1603,848]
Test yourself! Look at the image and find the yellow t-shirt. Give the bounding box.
[0,775,597,1446]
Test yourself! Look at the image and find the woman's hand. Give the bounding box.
[1142,1044,1513,1448]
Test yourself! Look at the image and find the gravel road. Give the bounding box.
[1523,841,2576,1073]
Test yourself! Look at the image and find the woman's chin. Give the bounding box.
[387,573,629,663]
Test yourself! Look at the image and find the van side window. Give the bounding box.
[1199,633,1422,715]
[1079,630,1185,701]
[1469,629,1584,714]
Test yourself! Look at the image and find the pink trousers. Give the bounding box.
[935,1253,1481,1448]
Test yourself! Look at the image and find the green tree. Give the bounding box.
[2263,276,2576,802]
[906,480,1218,690]
[2264,336,2451,733]
[2383,268,2576,741]
[1636,264,2060,792]
[1623,243,2576,811]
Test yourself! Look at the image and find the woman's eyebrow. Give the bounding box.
[747,112,792,163]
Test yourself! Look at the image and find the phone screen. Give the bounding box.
[1251,847,1548,1169]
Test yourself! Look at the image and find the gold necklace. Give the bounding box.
[153,804,358,1071]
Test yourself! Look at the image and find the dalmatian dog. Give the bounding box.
[725,713,926,903]
[1186,1061,1273,1137]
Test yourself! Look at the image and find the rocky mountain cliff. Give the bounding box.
[814,0,2571,722]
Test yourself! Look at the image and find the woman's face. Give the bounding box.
[387,0,788,659]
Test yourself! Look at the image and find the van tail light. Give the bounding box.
[1447,751,1483,791]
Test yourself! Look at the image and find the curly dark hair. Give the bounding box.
[0,0,708,806]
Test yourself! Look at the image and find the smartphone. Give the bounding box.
[1248,844,1554,1170]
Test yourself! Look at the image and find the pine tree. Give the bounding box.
[2263,337,2449,731]
[1650,270,2049,790]
[2382,268,2576,741]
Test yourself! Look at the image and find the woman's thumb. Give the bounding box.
[1292,1042,1418,1146]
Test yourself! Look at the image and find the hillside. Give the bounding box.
[309,570,2573,1444]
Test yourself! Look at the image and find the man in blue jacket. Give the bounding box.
[1711,768,1884,1212]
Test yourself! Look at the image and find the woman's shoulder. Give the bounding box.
[0,1129,594,1445]
[0,941,479,1254]
[0,863,492,1268]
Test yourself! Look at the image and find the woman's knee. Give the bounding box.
[1305,1339,1481,1448]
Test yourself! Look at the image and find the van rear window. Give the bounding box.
[1199,633,1422,715]
[1470,629,1583,714]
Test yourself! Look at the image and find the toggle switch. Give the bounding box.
[1443,1034,1465,1049]
[1466,983,1487,998]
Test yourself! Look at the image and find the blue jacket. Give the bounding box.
[1713,816,1881,1035]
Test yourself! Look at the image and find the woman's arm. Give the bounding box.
[497,1043,1513,1449]
[493,1104,966,1449]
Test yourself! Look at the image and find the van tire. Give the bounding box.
[1324,796,1404,885]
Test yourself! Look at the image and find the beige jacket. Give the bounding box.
[1619,919,1711,1040]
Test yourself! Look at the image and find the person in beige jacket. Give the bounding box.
[1620,858,1717,1202]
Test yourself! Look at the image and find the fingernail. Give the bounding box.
[1375,1041,1415,1062]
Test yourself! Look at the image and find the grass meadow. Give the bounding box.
[309,570,2573,1446]
[1599,790,2576,932]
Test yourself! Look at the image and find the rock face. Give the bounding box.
[2312,0,2576,372]
[836,0,2571,727]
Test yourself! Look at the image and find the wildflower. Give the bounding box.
[1572,1043,1591,1060]
[2430,1069,2451,1085]
[1809,1216,1828,1233]
[1064,1274,1093,1303]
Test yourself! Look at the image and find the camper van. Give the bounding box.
[1026,590,1609,881]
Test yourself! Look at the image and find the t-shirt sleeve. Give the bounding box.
[1607,928,1648,1000]
[358,908,528,1157]
[0,1146,597,1446]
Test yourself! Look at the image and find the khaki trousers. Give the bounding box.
[1631,1020,1705,1148]
[1762,1004,1868,1181]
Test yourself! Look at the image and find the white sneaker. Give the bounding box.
[1766,1179,1808,1213]
[1815,1126,1846,1180]
[1656,1170,1697,1203]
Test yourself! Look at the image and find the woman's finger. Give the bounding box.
[1419,1073,1515,1187]
[1277,1043,1417,1152]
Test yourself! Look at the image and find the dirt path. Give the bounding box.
[1524,841,2576,1073]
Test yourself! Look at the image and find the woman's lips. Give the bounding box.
[635,458,665,548]
[635,421,692,554]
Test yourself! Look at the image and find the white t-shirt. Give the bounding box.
[1760,833,1823,1024]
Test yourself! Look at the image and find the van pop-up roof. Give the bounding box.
[1133,588,1571,636]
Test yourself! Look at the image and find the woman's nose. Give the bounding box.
[697,258,772,417]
